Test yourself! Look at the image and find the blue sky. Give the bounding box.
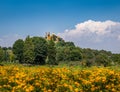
[0,0,120,53]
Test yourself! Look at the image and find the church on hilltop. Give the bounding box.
[45,32,63,42]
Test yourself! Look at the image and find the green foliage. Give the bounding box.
[0,47,4,62]
[55,41,65,47]
[2,47,9,62]
[32,37,48,65]
[70,47,82,61]
[23,36,34,64]
[82,48,95,59]
[7,50,15,62]
[55,41,75,47]
[13,39,24,63]
[56,46,82,62]
[56,47,64,61]
[81,48,113,67]
[65,42,75,47]
[96,53,111,66]
[10,34,120,67]
[47,40,57,65]
[111,54,120,64]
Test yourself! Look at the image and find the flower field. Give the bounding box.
[0,65,120,92]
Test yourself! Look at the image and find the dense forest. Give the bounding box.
[0,33,120,67]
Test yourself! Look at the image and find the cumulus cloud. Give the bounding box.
[118,35,120,40]
[58,20,120,53]
[0,34,24,47]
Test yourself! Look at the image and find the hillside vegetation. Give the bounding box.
[0,33,120,67]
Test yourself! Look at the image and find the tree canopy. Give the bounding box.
[23,36,34,64]
[0,34,119,67]
[32,37,48,65]
[13,39,24,63]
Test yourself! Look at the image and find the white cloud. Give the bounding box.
[0,34,24,47]
[58,20,120,53]
[118,35,120,40]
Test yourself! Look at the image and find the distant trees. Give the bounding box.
[12,36,48,64]
[70,47,82,61]
[95,53,111,66]
[112,54,120,64]
[12,35,82,65]
[65,42,75,47]
[0,47,4,62]
[8,50,15,62]
[1,34,120,67]
[47,40,56,65]
[23,36,34,64]
[32,37,47,65]
[0,47,15,62]
[55,41,65,47]
[56,45,82,62]
[13,39,24,63]
[2,47,9,62]
[81,49,113,67]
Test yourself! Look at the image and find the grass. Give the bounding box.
[1,61,120,71]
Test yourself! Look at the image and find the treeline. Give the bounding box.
[0,35,120,66]
[55,41,120,67]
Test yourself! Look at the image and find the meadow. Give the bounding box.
[0,63,120,92]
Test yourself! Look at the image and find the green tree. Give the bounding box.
[13,39,24,63]
[55,41,75,48]
[23,36,34,64]
[32,37,47,65]
[82,48,95,59]
[47,40,57,65]
[56,46,82,62]
[56,47,64,61]
[7,50,15,62]
[0,47,4,62]
[69,47,82,61]
[111,54,120,64]
[65,42,75,47]
[55,41,65,47]
[95,53,111,66]
[2,47,9,62]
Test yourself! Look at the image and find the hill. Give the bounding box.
[0,33,120,67]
